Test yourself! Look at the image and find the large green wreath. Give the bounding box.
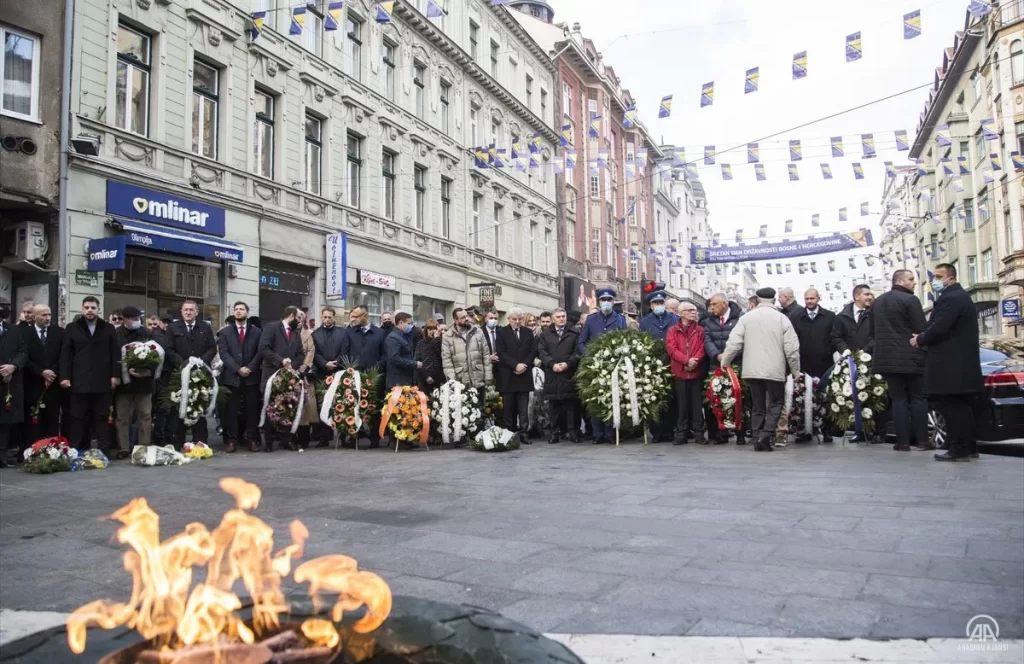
[576,329,674,426]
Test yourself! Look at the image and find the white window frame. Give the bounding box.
[382,150,396,219]
[346,132,361,207]
[472,193,482,249]
[469,21,479,60]
[346,16,363,81]
[440,177,452,238]
[528,220,537,270]
[304,113,322,195]
[439,81,450,134]
[381,40,396,101]
[1011,39,1024,86]
[191,58,219,159]
[562,83,572,117]
[493,202,502,257]
[254,88,275,179]
[115,24,152,136]
[300,1,323,56]
[967,254,977,285]
[489,40,499,78]
[470,105,479,145]
[525,74,533,109]
[0,24,41,121]
[565,218,575,260]
[543,228,552,272]
[982,249,993,280]
[413,61,426,119]
[414,164,426,230]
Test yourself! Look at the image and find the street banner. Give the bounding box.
[690,230,874,265]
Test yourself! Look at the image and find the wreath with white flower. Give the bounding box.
[784,373,824,436]
[470,426,522,452]
[430,380,482,445]
[576,330,673,430]
[824,350,888,436]
[165,357,218,427]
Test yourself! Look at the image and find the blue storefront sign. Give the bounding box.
[1002,298,1021,321]
[115,219,243,263]
[106,180,226,237]
[85,235,127,272]
[690,230,874,264]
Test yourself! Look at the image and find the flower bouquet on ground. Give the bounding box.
[317,364,382,442]
[483,385,503,428]
[379,385,429,448]
[576,330,673,441]
[119,340,165,384]
[71,449,109,471]
[785,373,823,436]
[825,350,888,437]
[131,444,193,467]
[260,367,306,434]
[183,441,213,459]
[163,357,219,427]
[430,380,482,445]
[23,436,78,474]
[470,426,521,452]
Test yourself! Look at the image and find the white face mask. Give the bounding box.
[600,301,613,314]
[486,319,497,329]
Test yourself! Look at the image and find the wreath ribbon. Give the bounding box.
[610,356,640,430]
[178,357,218,424]
[259,368,305,435]
[847,356,863,437]
[120,341,165,385]
[378,387,431,446]
[727,367,742,431]
[784,373,816,436]
[319,370,362,431]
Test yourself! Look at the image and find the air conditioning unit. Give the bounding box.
[2,221,47,262]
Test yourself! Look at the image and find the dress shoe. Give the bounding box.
[754,436,775,452]
[281,440,297,451]
[115,450,131,460]
[264,440,274,453]
[970,452,980,459]
[915,443,936,451]
[315,440,330,448]
[249,440,260,453]
[592,438,606,445]
[673,435,688,446]
[548,433,560,444]
[894,443,910,452]
[568,431,581,444]
[734,436,745,446]
[934,452,969,462]
[224,442,236,454]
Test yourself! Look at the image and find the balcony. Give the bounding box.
[996,0,1024,30]
[1001,249,1024,287]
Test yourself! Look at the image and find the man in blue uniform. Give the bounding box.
[578,288,626,444]
[639,291,679,442]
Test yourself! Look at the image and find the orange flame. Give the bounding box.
[66,478,391,655]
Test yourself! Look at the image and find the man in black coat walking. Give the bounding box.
[258,306,306,452]
[20,304,63,445]
[59,296,120,453]
[832,285,875,354]
[496,308,536,445]
[536,308,581,444]
[164,300,217,448]
[912,264,983,461]
[0,302,28,466]
[872,270,929,451]
[218,301,262,453]
[114,306,158,458]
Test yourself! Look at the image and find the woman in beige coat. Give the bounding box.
[296,310,320,435]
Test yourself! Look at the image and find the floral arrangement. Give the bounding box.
[785,373,824,436]
[576,330,673,429]
[317,365,381,441]
[379,385,429,446]
[429,380,482,445]
[28,387,49,425]
[483,385,503,426]
[131,444,194,467]
[260,368,305,434]
[119,340,165,384]
[71,449,109,471]
[165,357,218,427]
[183,442,213,459]
[23,436,78,474]
[703,366,750,432]
[470,426,521,452]
[825,350,888,436]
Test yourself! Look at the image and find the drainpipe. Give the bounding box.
[57,0,75,325]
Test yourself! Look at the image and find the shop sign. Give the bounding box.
[358,270,397,290]
[121,225,243,262]
[74,269,98,287]
[106,181,226,237]
[1002,298,1020,321]
[85,235,127,272]
[325,233,347,299]
[479,286,495,309]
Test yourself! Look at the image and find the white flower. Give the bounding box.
[860,353,872,362]
[873,386,884,396]
[858,392,868,402]
[862,408,873,419]
[874,374,882,380]
[47,447,59,459]
[836,396,845,406]
[831,403,841,412]
[841,349,851,357]
[855,379,866,390]
[842,386,853,397]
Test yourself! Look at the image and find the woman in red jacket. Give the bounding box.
[665,303,707,444]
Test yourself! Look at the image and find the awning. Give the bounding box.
[110,218,243,263]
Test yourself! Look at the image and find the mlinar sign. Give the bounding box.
[106,181,226,236]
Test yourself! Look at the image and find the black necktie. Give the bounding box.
[40,327,46,345]
[515,328,520,342]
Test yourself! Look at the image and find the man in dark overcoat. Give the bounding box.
[59,296,120,453]
[496,308,536,445]
[258,306,305,452]
[218,301,263,453]
[164,300,217,447]
[536,308,581,444]
[912,263,983,461]
[21,304,64,445]
[0,302,28,466]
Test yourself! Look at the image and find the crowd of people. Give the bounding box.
[0,261,984,464]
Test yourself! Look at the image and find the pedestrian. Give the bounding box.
[21,304,63,444]
[257,306,305,452]
[379,311,395,334]
[0,303,27,467]
[911,264,983,461]
[217,301,262,453]
[778,287,805,319]
[164,300,217,449]
[482,309,502,391]
[342,305,388,447]
[640,291,680,443]
[527,310,552,438]
[384,312,419,390]
[666,302,706,445]
[787,289,836,443]
[872,270,929,452]
[536,308,581,444]
[114,306,157,458]
[18,300,34,327]
[441,307,492,432]
[701,293,745,444]
[721,288,801,452]
[414,318,445,395]
[496,308,535,445]
[311,307,347,447]
[578,288,626,444]
[832,284,878,442]
[295,309,319,449]
[59,296,120,454]
[150,315,174,445]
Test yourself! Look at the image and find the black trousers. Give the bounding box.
[675,379,704,436]
[173,414,209,447]
[223,383,261,444]
[548,398,579,435]
[502,390,530,433]
[936,394,976,457]
[747,379,785,441]
[25,395,60,444]
[651,382,678,440]
[884,373,928,446]
[69,392,113,451]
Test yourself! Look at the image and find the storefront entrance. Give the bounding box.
[259,261,315,325]
[103,252,224,325]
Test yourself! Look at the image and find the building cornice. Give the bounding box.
[910,24,982,157]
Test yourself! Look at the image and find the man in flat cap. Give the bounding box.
[578,287,626,444]
[114,305,161,457]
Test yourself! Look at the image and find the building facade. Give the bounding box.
[63,0,559,326]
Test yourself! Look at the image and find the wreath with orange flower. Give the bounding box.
[378,385,430,445]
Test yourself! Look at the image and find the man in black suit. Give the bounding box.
[832,284,875,355]
[257,306,305,452]
[59,296,120,453]
[217,301,263,453]
[343,305,388,447]
[0,302,28,466]
[164,299,217,448]
[20,304,63,445]
[496,308,535,444]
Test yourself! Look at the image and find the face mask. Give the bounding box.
[600,302,613,314]
[931,279,946,293]
[381,321,394,330]
[127,320,142,330]
[400,323,412,334]
[652,305,666,316]
[486,319,497,329]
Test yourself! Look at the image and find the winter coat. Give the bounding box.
[701,301,744,369]
[20,324,63,410]
[578,311,626,354]
[832,304,875,355]
[59,317,120,394]
[639,311,680,342]
[789,307,837,378]
[441,325,492,388]
[164,320,217,370]
[217,322,262,388]
[116,326,157,395]
[311,325,348,376]
[384,328,417,390]
[665,320,706,380]
[870,285,926,375]
[536,326,581,401]
[0,322,27,424]
[414,336,445,393]
[781,301,805,320]
[343,324,387,371]
[258,322,305,392]
[917,283,983,396]
[299,328,318,426]
[496,325,536,393]
[721,302,800,382]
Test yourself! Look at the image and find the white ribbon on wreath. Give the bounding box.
[532,366,545,391]
[784,373,816,436]
[319,369,362,431]
[610,356,641,430]
[120,341,165,385]
[436,381,468,445]
[178,356,218,426]
[259,368,306,435]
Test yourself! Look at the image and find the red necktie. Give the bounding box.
[286,326,291,342]
[238,326,245,345]
[721,317,726,327]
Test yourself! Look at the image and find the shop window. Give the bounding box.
[115,23,151,136]
[413,296,449,326]
[347,285,396,325]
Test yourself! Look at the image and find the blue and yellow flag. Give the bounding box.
[745,67,759,94]
[812,213,820,227]
[559,124,571,147]
[981,118,999,141]
[914,158,927,177]
[375,0,394,22]
[701,82,714,107]
[846,32,862,62]
[588,159,599,176]
[704,146,716,165]
[853,163,864,180]
[776,262,783,273]
[969,0,993,18]
[623,105,637,129]
[798,263,807,275]
[250,11,266,40]
[759,224,768,238]
[848,257,857,269]
[924,269,936,302]
[785,263,792,273]
[828,260,836,272]
[636,148,648,168]
[565,149,577,170]
[935,125,951,147]
[940,157,953,176]
[588,115,601,139]
[1012,151,1024,170]
[754,164,766,181]
[625,159,636,179]
[290,6,306,35]
[910,247,919,259]
[991,152,1003,171]
[510,136,521,161]
[895,129,909,151]
[747,142,759,163]
[831,137,844,157]
[596,148,609,169]
[788,163,799,181]
[839,207,848,221]
[735,229,744,243]
[821,163,833,179]
[784,219,793,233]
[325,1,343,30]
[793,51,808,79]
[861,134,875,159]
[712,233,720,246]
[860,202,869,216]
[904,9,921,39]
[957,155,969,174]
[494,148,506,168]
[810,262,818,273]
[721,164,733,180]
[672,149,686,168]
[659,95,672,118]
[865,256,876,267]
[552,154,564,174]
[426,0,448,18]
[789,139,802,161]
[473,147,488,169]
[767,264,773,275]
[529,133,541,154]
[885,161,895,177]
[983,168,995,184]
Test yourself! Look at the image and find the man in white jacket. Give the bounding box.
[721,288,801,452]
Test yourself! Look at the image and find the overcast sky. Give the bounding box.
[548,0,969,309]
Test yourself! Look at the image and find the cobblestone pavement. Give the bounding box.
[1,440,1021,639]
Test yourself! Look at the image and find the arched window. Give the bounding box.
[1011,40,1024,86]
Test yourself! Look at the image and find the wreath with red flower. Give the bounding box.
[317,365,382,440]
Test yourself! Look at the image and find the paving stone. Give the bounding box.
[509,566,628,600]
[861,574,1024,615]
[954,499,1024,512]
[718,524,903,552]
[678,508,805,528]
[497,598,597,633]
[621,534,777,563]
[795,515,862,531]
[927,556,1024,586]
[402,531,553,562]
[383,575,527,613]
[685,619,791,637]
[553,604,697,635]
[598,578,786,626]
[773,595,883,638]
[517,547,596,568]
[770,543,931,577]
[517,525,632,549]
[334,540,479,580]
[757,501,903,519]
[681,560,869,600]
[869,604,1009,639]
[567,550,689,579]
[967,538,1024,563]
[896,535,969,558]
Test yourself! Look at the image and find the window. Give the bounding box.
[470,105,479,145]
[959,140,970,169]
[471,194,481,249]
[300,0,322,55]
[412,296,449,326]
[440,177,452,238]
[469,21,479,60]
[565,219,575,259]
[347,286,397,326]
[590,175,599,199]
[346,17,363,80]
[254,89,275,178]
[0,25,40,120]
[439,81,450,133]
[413,165,426,230]
[251,0,275,30]
[982,249,993,280]
[975,132,985,171]
[606,233,614,272]
[115,24,151,135]
[540,88,547,119]
[1012,40,1024,86]
[543,228,551,272]
[963,196,975,230]
[628,195,636,226]
[346,133,361,207]
[381,41,395,101]
[590,228,600,262]
[490,120,500,146]
[304,113,322,195]
[971,70,983,105]
[528,220,537,269]
[967,255,977,285]
[1016,121,1024,155]
[489,40,499,78]
[562,83,572,118]
[508,59,517,91]
[525,74,533,109]
[191,59,218,159]
[978,192,990,224]
[626,141,635,162]
[382,150,395,219]
[413,62,425,118]
[629,257,638,281]
[929,233,938,257]
[493,203,502,256]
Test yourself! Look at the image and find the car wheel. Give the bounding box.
[928,409,948,450]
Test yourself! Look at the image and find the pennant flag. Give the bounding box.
[982,118,999,141]
[325,1,343,29]
[939,239,948,252]
[969,0,993,18]
[889,200,900,210]
[799,263,807,275]
[623,105,637,129]
[659,95,673,118]
[846,32,862,62]
[552,154,564,174]
[904,9,921,39]
[596,148,609,169]
[793,51,808,79]
[759,224,768,238]
[721,164,733,180]
[810,262,818,273]
[914,158,927,176]
[745,67,759,94]
[861,134,875,158]
[789,139,802,161]
[528,153,539,169]
[885,161,896,177]
[848,257,857,269]
[747,142,759,163]
[588,159,599,176]
[831,137,844,157]
[853,162,864,179]
[510,136,521,160]
[375,1,394,23]
[588,116,601,139]
[785,263,792,273]
[1012,151,1024,170]
[701,82,714,107]
[920,187,931,202]
[812,213,820,227]
[672,149,686,168]
[910,247,919,259]
[749,264,756,275]
[776,262,783,273]
[821,163,833,179]
[839,207,848,221]
[735,229,744,243]
[754,163,766,181]
[529,133,541,154]
[828,260,836,272]
[250,11,266,40]
[565,149,577,170]
[924,269,936,302]
[865,255,876,267]
[860,202,870,217]
[983,168,994,184]
[788,163,799,181]
[895,129,909,151]
[767,264,774,275]
[784,219,793,233]
[956,205,965,221]
[957,155,969,174]
[942,158,954,176]
[473,147,488,169]
[704,146,716,165]
[426,0,448,18]
[494,148,506,168]
[712,233,720,246]
[732,265,740,275]
[625,159,636,179]
[991,152,1003,171]
[935,125,951,147]
[290,6,306,34]
[559,124,571,147]
[636,148,648,168]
